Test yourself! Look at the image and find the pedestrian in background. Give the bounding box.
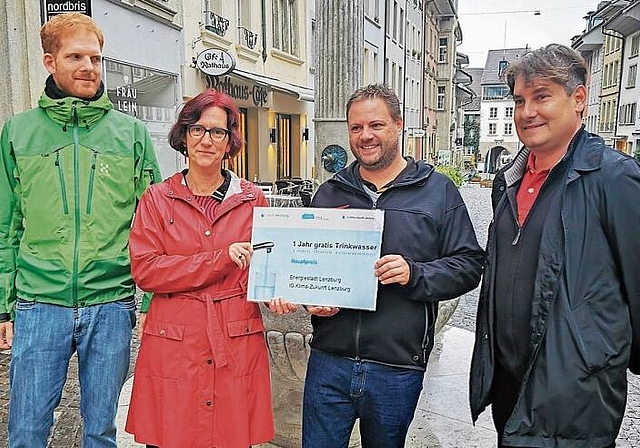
[124,88,296,448]
[304,84,484,447]
[0,12,161,448]
[470,44,640,448]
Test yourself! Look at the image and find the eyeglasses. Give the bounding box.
[187,124,230,141]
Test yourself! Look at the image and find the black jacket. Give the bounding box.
[310,158,484,369]
[470,128,640,447]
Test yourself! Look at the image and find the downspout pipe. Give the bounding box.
[602,28,624,148]
[261,0,268,62]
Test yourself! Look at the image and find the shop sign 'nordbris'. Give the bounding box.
[40,0,92,25]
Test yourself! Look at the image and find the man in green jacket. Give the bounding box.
[0,13,160,447]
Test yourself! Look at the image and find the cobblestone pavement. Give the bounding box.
[0,183,637,447]
[451,183,640,448]
[0,325,141,447]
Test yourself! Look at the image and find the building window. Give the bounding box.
[438,38,447,63]
[273,0,299,56]
[237,0,259,48]
[365,0,380,22]
[483,85,509,100]
[631,34,640,58]
[489,107,498,119]
[210,0,222,12]
[498,60,508,78]
[310,19,316,71]
[238,0,250,27]
[504,123,513,135]
[627,64,637,89]
[488,123,497,135]
[399,7,404,45]
[619,103,637,125]
[437,86,445,110]
[505,106,514,118]
[392,62,398,91]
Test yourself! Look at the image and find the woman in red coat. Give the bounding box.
[125,89,295,448]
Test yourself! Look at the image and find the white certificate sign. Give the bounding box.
[248,207,384,310]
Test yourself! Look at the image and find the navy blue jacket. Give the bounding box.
[310,158,483,369]
[470,128,640,447]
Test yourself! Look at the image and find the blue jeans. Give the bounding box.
[303,350,424,448]
[8,298,136,448]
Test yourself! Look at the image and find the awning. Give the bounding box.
[232,69,314,102]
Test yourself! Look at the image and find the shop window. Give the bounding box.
[223,108,248,179]
[276,114,292,179]
[104,58,180,178]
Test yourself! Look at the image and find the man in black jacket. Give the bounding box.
[303,84,484,447]
[470,44,640,448]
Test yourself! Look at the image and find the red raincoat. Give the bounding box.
[125,172,273,448]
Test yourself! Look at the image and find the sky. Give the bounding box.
[457,0,604,68]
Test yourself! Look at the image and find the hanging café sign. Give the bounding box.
[195,48,235,77]
[196,48,271,108]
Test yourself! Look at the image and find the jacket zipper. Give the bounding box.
[512,226,521,245]
[421,303,433,363]
[354,193,377,357]
[54,151,69,214]
[86,150,97,214]
[72,103,80,306]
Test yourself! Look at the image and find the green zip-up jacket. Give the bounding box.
[0,90,161,320]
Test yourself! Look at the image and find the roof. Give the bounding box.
[481,48,530,85]
[463,67,484,111]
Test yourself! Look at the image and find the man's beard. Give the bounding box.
[355,142,400,171]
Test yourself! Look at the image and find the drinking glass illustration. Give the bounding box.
[252,241,276,300]
[254,271,276,300]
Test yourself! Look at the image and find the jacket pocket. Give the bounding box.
[572,301,613,373]
[227,317,266,337]
[86,150,97,214]
[139,319,186,380]
[54,150,69,215]
[144,319,185,341]
[226,317,268,377]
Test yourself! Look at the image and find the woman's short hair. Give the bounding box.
[168,89,243,159]
[40,13,104,54]
[504,44,588,96]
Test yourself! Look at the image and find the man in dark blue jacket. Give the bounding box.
[303,84,484,447]
[470,44,640,448]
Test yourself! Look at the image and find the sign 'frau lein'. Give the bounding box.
[195,48,235,76]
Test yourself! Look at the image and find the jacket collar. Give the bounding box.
[38,89,113,129]
[164,170,248,202]
[332,156,435,190]
[502,125,602,188]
